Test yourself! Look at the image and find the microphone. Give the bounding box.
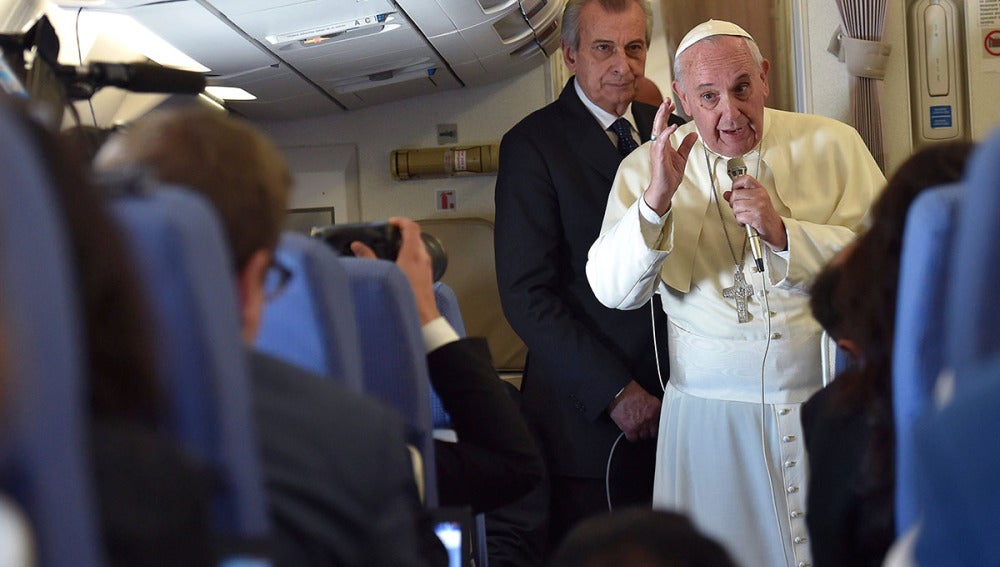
[726,157,765,273]
[60,62,206,98]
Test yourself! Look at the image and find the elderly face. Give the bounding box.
[673,35,769,157]
[562,0,647,116]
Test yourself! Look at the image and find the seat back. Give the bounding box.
[434,281,467,337]
[339,257,438,507]
[109,186,270,545]
[431,282,466,428]
[0,103,104,567]
[910,354,1000,566]
[946,127,1000,371]
[892,182,963,535]
[257,232,364,391]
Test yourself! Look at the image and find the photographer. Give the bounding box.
[351,217,544,514]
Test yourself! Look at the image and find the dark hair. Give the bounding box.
[817,140,974,410]
[16,103,161,423]
[549,509,736,567]
[94,107,292,271]
[809,140,974,513]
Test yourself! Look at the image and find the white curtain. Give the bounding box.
[835,0,890,171]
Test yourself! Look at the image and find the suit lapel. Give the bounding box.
[557,80,621,183]
[631,102,656,141]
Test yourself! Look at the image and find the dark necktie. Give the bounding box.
[609,117,638,158]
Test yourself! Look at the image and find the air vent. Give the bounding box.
[523,0,548,20]
[535,19,558,44]
[493,10,532,44]
[477,0,520,14]
[509,37,541,59]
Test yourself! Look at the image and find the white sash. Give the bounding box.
[666,319,822,404]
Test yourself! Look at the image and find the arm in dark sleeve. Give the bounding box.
[429,337,544,513]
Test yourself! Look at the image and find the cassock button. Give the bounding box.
[772,332,782,339]
[787,485,799,493]
[794,536,808,544]
[782,435,796,442]
[798,562,812,567]
[790,510,802,518]
[779,408,791,415]
[785,460,797,468]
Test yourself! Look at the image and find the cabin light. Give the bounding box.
[205,86,256,100]
[264,12,396,45]
[49,8,209,72]
[197,92,226,111]
[329,57,434,94]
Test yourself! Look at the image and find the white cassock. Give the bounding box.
[587,108,884,567]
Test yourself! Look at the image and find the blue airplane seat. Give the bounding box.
[0,102,105,567]
[339,256,439,507]
[946,127,1000,371]
[109,185,271,554]
[891,183,963,536]
[434,281,467,337]
[910,354,1000,566]
[431,281,467,428]
[257,232,364,391]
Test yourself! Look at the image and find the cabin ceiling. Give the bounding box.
[52,0,564,120]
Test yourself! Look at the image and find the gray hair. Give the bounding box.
[673,35,765,89]
[560,0,653,51]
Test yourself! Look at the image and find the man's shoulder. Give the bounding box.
[249,350,400,425]
[503,79,585,136]
[505,97,572,138]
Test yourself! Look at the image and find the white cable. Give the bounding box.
[757,270,790,567]
[607,299,666,512]
[605,432,626,511]
[651,299,667,393]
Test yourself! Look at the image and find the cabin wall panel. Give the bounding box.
[258,64,549,223]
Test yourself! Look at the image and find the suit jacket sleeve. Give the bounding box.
[429,337,544,513]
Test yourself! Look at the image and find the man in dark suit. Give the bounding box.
[494,0,683,552]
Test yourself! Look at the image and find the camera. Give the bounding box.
[311,221,448,282]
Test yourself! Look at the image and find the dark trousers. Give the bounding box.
[547,476,610,553]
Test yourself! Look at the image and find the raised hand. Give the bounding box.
[643,99,698,216]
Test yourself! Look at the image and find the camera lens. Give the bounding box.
[420,231,448,283]
[312,222,448,282]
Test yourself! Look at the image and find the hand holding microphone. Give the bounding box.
[726,157,766,273]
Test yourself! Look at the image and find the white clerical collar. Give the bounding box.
[701,142,761,163]
[573,77,636,132]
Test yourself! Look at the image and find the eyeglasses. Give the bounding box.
[263,258,293,302]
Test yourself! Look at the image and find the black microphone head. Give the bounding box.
[726,157,747,180]
[125,63,206,94]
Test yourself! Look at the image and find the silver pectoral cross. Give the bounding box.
[722,268,754,323]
